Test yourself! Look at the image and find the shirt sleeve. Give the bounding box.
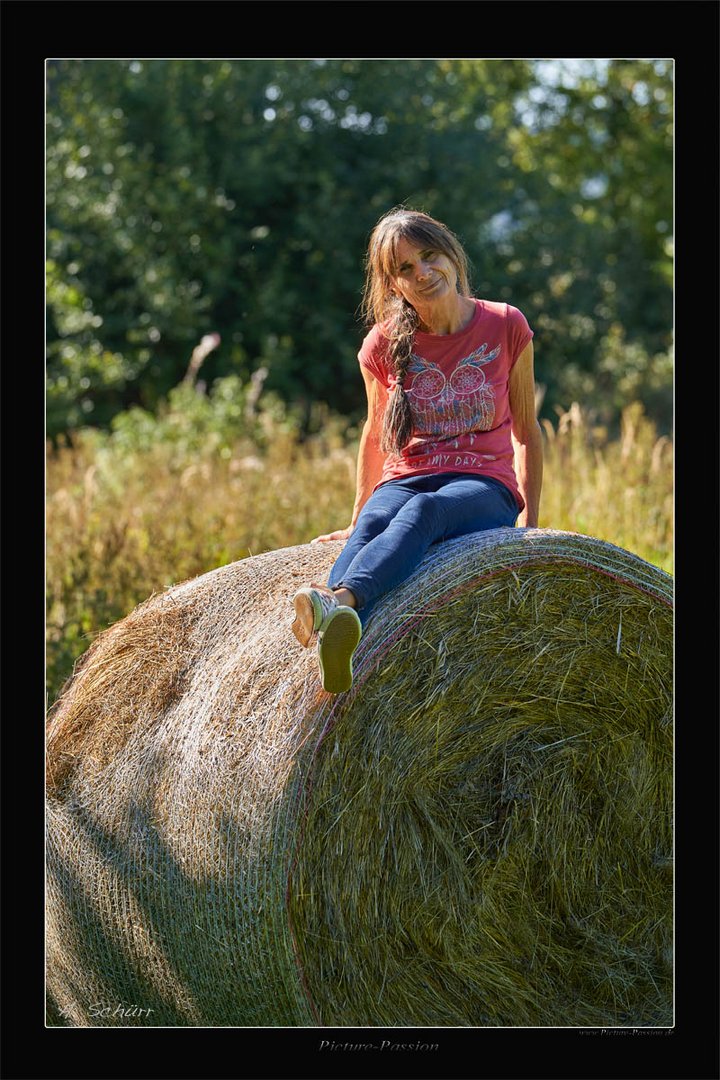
[506,305,534,369]
[358,324,392,386]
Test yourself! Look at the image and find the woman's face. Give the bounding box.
[389,236,458,310]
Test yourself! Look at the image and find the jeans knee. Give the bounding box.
[355,506,396,540]
[402,492,443,534]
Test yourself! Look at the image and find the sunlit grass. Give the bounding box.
[46,402,672,707]
[539,402,673,574]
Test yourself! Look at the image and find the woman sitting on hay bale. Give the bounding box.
[292,207,544,693]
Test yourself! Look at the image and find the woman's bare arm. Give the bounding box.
[312,367,388,542]
[509,341,543,528]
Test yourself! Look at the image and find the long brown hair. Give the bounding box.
[361,208,472,455]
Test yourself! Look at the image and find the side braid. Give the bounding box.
[380,298,419,455]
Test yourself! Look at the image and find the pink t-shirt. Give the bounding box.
[358,298,534,511]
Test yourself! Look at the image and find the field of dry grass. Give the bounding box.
[46,402,672,707]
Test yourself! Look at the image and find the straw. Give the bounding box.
[46,528,673,1026]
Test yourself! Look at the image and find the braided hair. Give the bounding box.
[360,208,471,456]
[379,295,419,454]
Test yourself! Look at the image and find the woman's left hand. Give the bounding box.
[310,525,354,544]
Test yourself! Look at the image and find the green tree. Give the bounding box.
[484,58,673,428]
[46,58,672,437]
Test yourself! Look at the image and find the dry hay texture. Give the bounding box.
[46,528,673,1028]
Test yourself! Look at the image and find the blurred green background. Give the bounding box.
[47,57,672,438]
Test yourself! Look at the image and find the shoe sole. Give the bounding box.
[318,608,362,694]
[291,592,317,647]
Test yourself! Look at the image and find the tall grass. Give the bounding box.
[540,401,673,573]
[46,402,672,708]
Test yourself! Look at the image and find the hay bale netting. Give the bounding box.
[46,528,673,1028]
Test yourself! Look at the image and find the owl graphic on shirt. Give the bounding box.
[405,341,501,440]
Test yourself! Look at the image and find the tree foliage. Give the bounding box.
[46,58,673,436]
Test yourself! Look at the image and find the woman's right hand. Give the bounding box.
[311,525,355,544]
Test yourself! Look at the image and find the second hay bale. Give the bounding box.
[46,528,673,1026]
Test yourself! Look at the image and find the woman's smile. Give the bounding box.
[388,235,477,335]
[391,238,457,305]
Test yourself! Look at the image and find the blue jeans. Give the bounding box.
[327,472,518,628]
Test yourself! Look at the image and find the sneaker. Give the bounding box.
[318,606,362,694]
[291,584,340,647]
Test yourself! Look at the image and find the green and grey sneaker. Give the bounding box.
[291,584,341,647]
[318,606,362,694]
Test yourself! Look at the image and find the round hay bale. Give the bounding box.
[46,528,673,1028]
